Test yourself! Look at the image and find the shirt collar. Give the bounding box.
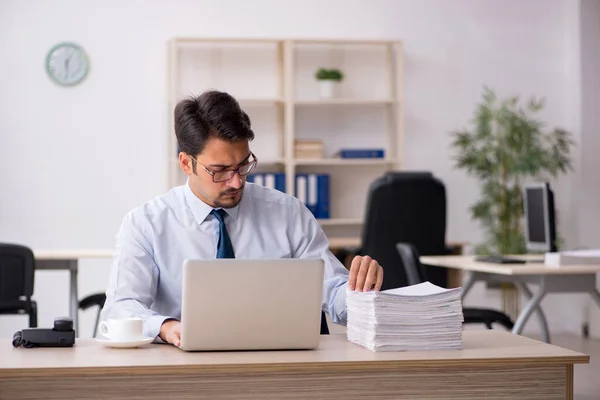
[184,180,240,225]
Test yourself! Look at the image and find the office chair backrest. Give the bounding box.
[396,243,428,285]
[360,171,447,290]
[0,243,35,302]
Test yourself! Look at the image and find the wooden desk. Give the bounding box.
[420,255,600,344]
[0,331,588,400]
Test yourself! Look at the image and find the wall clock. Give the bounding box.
[45,42,90,86]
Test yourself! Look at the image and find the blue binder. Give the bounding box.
[247,173,285,193]
[316,174,330,219]
[295,173,329,219]
[339,149,385,158]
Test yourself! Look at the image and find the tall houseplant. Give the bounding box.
[451,87,574,255]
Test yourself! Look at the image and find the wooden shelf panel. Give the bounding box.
[318,218,363,226]
[238,98,284,106]
[294,99,394,106]
[174,38,401,46]
[294,158,394,166]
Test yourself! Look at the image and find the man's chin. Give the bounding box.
[215,191,243,209]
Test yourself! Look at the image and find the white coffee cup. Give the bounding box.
[99,318,143,341]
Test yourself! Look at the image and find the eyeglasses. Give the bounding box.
[188,152,258,183]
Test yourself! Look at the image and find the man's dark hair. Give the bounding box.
[174,90,254,172]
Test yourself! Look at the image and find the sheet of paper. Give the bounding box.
[561,249,600,258]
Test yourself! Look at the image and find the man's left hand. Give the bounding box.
[348,255,384,292]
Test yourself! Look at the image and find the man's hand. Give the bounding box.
[159,319,181,346]
[348,255,384,292]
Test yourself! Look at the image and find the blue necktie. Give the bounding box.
[212,209,235,259]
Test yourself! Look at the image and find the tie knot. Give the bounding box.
[212,208,227,223]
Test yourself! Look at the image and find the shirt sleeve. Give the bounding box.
[290,202,350,326]
[100,212,176,340]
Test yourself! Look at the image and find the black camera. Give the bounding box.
[13,317,76,348]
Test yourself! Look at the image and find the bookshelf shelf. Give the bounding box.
[318,218,363,226]
[294,99,395,106]
[294,158,394,166]
[238,98,284,106]
[167,37,403,229]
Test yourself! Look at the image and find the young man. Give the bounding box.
[101,90,383,346]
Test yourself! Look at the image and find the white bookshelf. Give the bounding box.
[167,38,403,229]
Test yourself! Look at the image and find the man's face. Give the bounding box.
[181,138,252,208]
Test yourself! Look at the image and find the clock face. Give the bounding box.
[45,42,89,86]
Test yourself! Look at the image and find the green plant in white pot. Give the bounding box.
[451,86,574,255]
[315,68,344,98]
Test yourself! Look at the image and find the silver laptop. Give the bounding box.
[179,258,325,351]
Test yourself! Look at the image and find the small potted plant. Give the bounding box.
[315,68,344,98]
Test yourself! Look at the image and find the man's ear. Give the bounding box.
[179,153,194,176]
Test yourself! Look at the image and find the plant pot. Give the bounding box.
[318,80,336,98]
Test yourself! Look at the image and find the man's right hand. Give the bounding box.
[159,320,181,346]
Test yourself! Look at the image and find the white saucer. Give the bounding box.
[95,336,154,348]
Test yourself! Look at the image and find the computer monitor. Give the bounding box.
[523,182,557,253]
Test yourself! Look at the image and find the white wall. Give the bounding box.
[0,0,589,338]
[578,0,600,339]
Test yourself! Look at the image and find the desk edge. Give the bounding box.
[0,355,590,378]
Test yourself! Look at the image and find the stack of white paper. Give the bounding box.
[347,281,464,352]
[544,249,600,267]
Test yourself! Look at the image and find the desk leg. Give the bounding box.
[566,364,574,400]
[512,287,547,339]
[589,287,600,309]
[515,282,550,343]
[69,260,79,336]
[461,272,477,300]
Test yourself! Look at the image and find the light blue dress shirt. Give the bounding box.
[100,181,350,339]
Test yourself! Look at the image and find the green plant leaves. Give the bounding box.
[315,68,344,81]
[451,87,575,255]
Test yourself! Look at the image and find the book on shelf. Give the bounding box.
[247,172,330,219]
[338,148,385,159]
[294,139,324,159]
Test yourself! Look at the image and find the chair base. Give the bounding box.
[463,307,514,330]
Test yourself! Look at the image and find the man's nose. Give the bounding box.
[226,172,243,189]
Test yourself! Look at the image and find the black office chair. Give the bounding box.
[79,292,107,337]
[396,243,514,330]
[0,243,38,327]
[345,171,452,290]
